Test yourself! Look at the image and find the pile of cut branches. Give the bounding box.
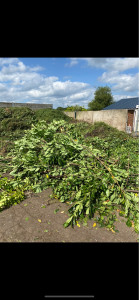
[0,119,138,233]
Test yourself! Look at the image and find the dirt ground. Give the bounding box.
[0,188,138,242]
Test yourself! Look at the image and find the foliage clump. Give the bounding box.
[0,107,36,137]
[64,105,87,111]
[0,107,72,140]
[34,108,73,122]
[1,119,137,233]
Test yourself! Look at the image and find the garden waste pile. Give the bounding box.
[0,119,138,233]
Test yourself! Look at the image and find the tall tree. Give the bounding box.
[88,86,114,110]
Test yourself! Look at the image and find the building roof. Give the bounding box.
[103,97,139,110]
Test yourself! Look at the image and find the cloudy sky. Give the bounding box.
[0,57,138,109]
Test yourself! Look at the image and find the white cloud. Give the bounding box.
[0,58,94,108]
[66,57,139,72]
[64,89,94,101]
[1,61,26,74]
[0,57,138,109]
[65,58,139,97]
[26,80,93,106]
[52,80,90,97]
[0,57,19,66]
[0,83,7,91]
[65,58,79,67]
[84,57,139,72]
[113,94,138,102]
[28,65,45,72]
[98,71,139,93]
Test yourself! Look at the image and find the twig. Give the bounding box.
[125,153,130,187]
[125,190,139,193]
[128,174,139,177]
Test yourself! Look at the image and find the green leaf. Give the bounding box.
[35,187,42,193]
[119,211,125,217]
[106,189,110,197]
[106,224,112,228]
[86,207,90,215]
[126,219,132,227]
[54,208,59,214]
[76,190,81,200]
[63,216,73,228]
[110,193,116,201]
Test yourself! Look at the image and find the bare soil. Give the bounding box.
[0,188,138,242]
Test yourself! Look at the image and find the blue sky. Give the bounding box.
[0,57,138,109]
